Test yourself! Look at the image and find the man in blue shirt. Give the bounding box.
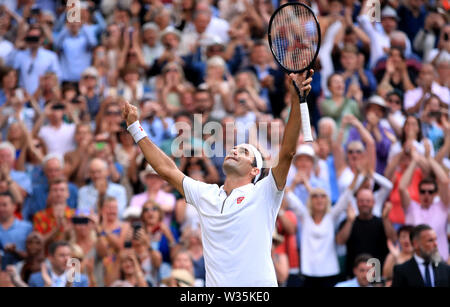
[7,25,61,96]
[22,154,78,221]
[54,20,97,82]
[0,192,32,267]
[335,254,374,287]
[28,241,89,287]
[140,99,174,148]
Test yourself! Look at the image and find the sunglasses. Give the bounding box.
[388,98,401,105]
[347,149,363,154]
[106,111,121,116]
[142,207,159,213]
[419,189,436,195]
[166,68,179,73]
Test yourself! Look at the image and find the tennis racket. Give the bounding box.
[268,2,321,142]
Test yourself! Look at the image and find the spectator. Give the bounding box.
[347,95,395,174]
[77,158,127,219]
[286,144,330,205]
[245,40,285,117]
[139,200,178,264]
[399,154,449,262]
[78,67,102,119]
[271,230,289,286]
[63,123,94,187]
[5,231,45,287]
[157,62,191,115]
[420,95,446,152]
[392,224,450,287]
[141,23,163,67]
[320,73,361,128]
[130,164,176,226]
[138,99,174,148]
[0,142,31,198]
[54,19,97,83]
[285,171,359,287]
[23,154,78,221]
[109,249,148,287]
[336,188,397,277]
[8,25,61,96]
[171,248,203,287]
[333,114,376,194]
[178,227,205,286]
[335,254,374,287]
[28,241,89,287]
[32,178,75,247]
[35,101,76,156]
[404,64,449,115]
[382,225,414,284]
[397,0,427,49]
[96,197,130,286]
[0,66,26,107]
[0,192,32,266]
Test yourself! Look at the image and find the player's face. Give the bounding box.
[223,145,257,178]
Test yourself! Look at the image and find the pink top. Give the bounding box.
[130,190,176,225]
[405,200,449,261]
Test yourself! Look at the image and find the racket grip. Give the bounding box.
[300,102,313,142]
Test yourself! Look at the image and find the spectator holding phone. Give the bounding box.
[7,25,61,97]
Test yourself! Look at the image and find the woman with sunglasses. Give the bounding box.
[333,114,376,196]
[284,170,359,287]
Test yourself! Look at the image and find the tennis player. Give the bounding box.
[122,71,313,286]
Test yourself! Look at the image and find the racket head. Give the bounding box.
[268,2,321,73]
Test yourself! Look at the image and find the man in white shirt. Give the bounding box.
[122,70,313,286]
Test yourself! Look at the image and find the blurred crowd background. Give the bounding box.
[0,0,449,287]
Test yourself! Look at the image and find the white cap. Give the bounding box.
[122,206,142,220]
[139,164,158,183]
[160,26,181,41]
[294,144,315,159]
[81,66,99,79]
[381,6,399,20]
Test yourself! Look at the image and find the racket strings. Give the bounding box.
[270,5,318,72]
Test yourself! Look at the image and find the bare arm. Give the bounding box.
[335,204,356,245]
[122,100,185,196]
[428,156,449,206]
[398,159,417,211]
[272,70,313,190]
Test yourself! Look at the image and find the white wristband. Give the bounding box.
[127,121,147,143]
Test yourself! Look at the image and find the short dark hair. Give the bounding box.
[49,177,68,190]
[48,241,70,256]
[418,178,438,193]
[0,191,14,201]
[397,225,414,237]
[353,253,372,268]
[410,224,433,243]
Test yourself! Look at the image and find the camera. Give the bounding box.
[25,35,40,43]
[132,221,143,238]
[51,103,65,110]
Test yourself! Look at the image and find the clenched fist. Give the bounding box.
[121,100,139,126]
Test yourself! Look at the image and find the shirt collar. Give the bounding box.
[414,253,427,265]
[219,183,254,196]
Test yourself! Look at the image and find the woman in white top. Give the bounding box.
[285,171,359,287]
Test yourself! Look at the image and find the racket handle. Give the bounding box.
[300,102,313,142]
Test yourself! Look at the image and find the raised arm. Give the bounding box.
[428,156,449,206]
[398,156,417,211]
[272,69,313,190]
[122,100,185,196]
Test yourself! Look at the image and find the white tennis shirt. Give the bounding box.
[182,170,284,287]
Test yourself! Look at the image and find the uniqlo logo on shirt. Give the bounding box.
[237,197,245,204]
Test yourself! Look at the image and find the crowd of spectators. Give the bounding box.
[0,0,449,287]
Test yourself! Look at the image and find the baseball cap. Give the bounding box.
[81,66,98,79]
[160,26,181,41]
[294,144,315,159]
[122,206,142,220]
[381,6,399,21]
[139,164,159,183]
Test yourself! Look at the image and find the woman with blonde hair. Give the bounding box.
[284,170,360,287]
